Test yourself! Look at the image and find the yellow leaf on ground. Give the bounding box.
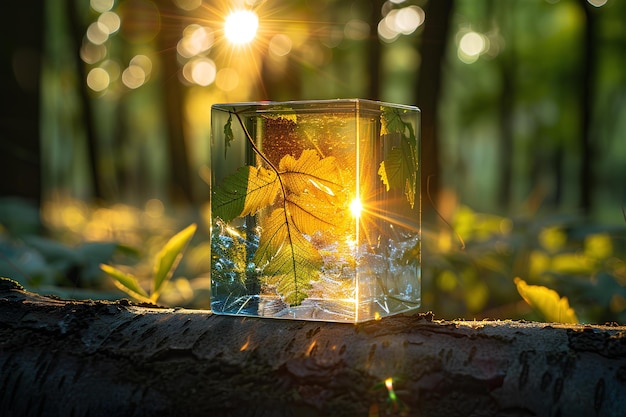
[514,277,579,324]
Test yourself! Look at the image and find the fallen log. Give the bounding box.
[1,278,625,417]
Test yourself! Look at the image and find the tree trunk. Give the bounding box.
[496,1,516,212]
[66,0,105,201]
[578,0,597,217]
[155,1,194,205]
[1,278,625,417]
[415,0,454,222]
[367,0,385,101]
[0,2,44,209]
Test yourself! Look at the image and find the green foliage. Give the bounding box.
[378,107,419,208]
[100,223,197,304]
[422,204,626,323]
[0,199,123,295]
[0,237,121,290]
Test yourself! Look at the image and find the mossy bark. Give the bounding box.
[1,278,625,417]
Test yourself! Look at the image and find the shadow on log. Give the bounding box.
[1,278,625,417]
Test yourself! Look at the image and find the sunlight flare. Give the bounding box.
[224,10,259,45]
[349,198,363,218]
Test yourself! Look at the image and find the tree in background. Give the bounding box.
[416,0,454,221]
[0,3,44,213]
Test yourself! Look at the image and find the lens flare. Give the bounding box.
[224,10,259,45]
[349,198,363,218]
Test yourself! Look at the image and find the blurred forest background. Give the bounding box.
[1,0,625,323]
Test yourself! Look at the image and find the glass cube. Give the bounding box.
[210,99,421,322]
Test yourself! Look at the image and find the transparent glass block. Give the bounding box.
[210,99,420,322]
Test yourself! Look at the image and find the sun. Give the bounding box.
[224,10,259,45]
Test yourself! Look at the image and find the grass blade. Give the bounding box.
[100,263,150,302]
[152,223,197,297]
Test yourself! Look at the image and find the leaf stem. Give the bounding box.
[230,108,303,303]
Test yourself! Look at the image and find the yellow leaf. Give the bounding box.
[514,277,578,324]
[287,192,348,235]
[278,149,343,198]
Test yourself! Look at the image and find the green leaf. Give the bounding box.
[378,139,418,208]
[378,108,418,208]
[100,263,150,301]
[514,277,579,324]
[212,165,280,223]
[152,223,197,297]
[381,107,408,136]
[254,208,321,305]
[224,113,234,158]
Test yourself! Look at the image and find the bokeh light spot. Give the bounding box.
[460,32,485,56]
[378,19,399,43]
[183,57,216,86]
[100,59,121,83]
[145,198,165,218]
[393,6,425,35]
[98,11,121,35]
[269,34,293,57]
[86,21,110,45]
[178,25,214,58]
[173,0,202,11]
[122,65,146,89]
[458,31,488,63]
[378,5,424,42]
[130,54,153,78]
[344,19,370,41]
[87,67,110,92]
[91,0,114,13]
[81,42,107,64]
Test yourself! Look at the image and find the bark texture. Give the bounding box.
[1,278,625,417]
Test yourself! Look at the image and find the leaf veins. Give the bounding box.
[253,208,321,305]
[212,165,279,223]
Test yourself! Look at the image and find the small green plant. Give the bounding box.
[100,223,197,304]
